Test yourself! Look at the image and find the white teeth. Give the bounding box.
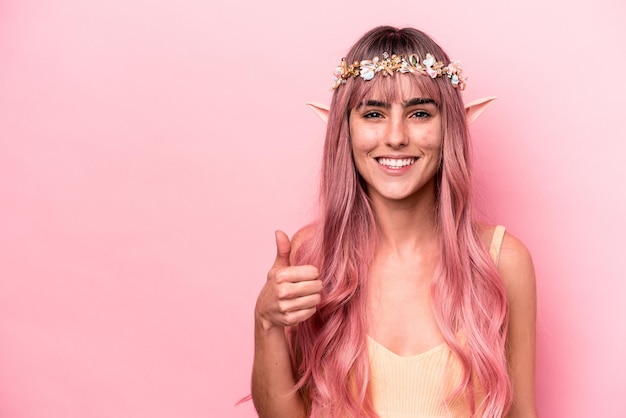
[377,157,416,168]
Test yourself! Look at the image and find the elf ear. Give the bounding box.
[305,102,330,123]
[306,97,497,125]
[465,96,497,125]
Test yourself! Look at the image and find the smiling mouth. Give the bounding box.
[376,157,417,168]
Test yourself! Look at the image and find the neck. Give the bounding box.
[369,183,439,255]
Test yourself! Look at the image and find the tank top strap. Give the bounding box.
[488,225,506,266]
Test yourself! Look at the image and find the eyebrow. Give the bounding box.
[359,97,438,108]
[361,100,389,108]
[404,97,437,107]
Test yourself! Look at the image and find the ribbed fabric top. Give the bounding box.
[368,336,473,418]
[368,226,505,417]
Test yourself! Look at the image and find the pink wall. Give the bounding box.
[1,0,625,416]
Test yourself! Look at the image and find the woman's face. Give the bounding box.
[348,78,443,205]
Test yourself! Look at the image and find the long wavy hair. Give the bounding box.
[290,26,511,417]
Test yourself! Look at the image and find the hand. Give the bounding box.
[255,230,322,330]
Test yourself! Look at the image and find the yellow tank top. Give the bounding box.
[368,226,506,417]
[368,335,472,417]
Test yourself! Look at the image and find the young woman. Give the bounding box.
[251,26,536,418]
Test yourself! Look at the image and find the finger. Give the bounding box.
[281,307,318,327]
[274,265,319,284]
[272,230,291,268]
[277,293,322,313]
[276,279,323,300]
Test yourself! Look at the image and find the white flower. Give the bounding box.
[422,53,436,68]
[360,62,377,80]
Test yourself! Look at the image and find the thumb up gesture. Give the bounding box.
[255,230,322,331]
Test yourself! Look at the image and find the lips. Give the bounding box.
[376,157,416,168]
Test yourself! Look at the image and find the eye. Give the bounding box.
[364,111,383,119]
[410,110,431,119]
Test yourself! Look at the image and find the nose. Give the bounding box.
[384,117,409,148]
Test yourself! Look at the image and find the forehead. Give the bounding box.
[351,72,442,107]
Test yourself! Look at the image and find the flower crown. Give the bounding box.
[332,52,467,90]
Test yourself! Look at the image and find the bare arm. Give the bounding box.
[252,323,305,418]
[498,232,538,418]
[251,230,321,418]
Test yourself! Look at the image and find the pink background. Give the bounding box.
[1,0,625,417]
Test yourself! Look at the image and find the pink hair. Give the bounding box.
[290,27,511,417]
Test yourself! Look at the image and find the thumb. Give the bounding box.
[273,230,292,268]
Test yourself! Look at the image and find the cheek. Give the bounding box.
[417,126,443,151]
[425,138,443,152]
[430,135,444,165]
[348,134,371,174]
[349,127,378,156]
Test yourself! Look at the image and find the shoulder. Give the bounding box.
[500,232,534,269]
[499,230,535,300]
[478,224,536,300]
[289,223,317,265]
